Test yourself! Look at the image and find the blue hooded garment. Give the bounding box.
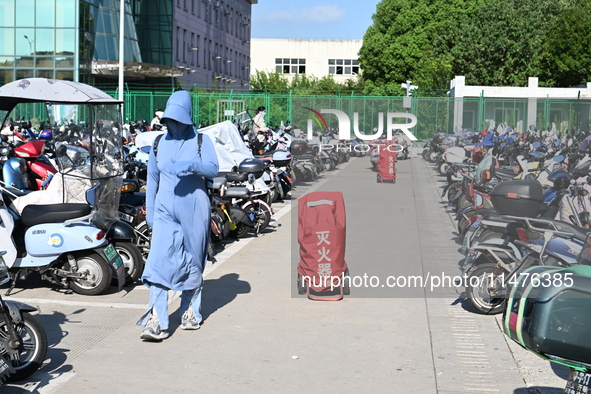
[142,91,219,291]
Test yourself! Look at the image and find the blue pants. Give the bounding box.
[145,283,203,330]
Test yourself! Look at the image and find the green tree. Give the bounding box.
[249,70,365,95]
[432,0,563,86]
[249,70,290,93]
[359,0,488,93]
[544,0,591,86]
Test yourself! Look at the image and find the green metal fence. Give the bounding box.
[7,90,591,141]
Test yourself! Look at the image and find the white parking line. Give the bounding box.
[7,297,147,309]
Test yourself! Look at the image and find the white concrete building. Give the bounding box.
[250,38,362,82]
[449,76,591,132]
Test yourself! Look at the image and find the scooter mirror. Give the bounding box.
[56,144,68,158]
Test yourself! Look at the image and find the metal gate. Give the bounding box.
[217,100,246,123]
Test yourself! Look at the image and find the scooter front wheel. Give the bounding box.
[466,263,506,315]
[67,252,111,295]
[113,242,144,285]
[229,222,250,239]
[2,312,48,382]
[134,221,151,261]
[242,200,272,233]
[437,162,449,176]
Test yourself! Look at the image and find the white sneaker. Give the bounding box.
[181,308,201,330]
[141,313,169,341]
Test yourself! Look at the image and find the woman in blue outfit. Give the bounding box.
[136,90,219,341]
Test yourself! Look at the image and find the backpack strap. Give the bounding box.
[197,132,202,156]
[153,132,202,158]
[153,134,164,157]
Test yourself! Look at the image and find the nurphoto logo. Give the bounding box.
[304,108,418,141]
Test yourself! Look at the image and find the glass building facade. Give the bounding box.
[130,0,173,66]
[0,0,256,89]
[0,0,78,84]
[0,0,142,85]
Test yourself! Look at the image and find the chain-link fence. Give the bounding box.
[10,90,588,141]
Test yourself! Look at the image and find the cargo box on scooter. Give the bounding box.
[503,265,591,369]
[272,150,292,167]
[490,180,543,217]
[290,139,308,156]
[238,158,265,179]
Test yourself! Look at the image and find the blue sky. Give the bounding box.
[251,0,381,40]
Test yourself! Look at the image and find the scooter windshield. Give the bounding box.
[51,103,124,230]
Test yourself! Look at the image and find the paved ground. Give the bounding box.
[4,154,570,393]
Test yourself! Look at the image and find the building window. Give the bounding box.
[192,0,196,15]
[229,8,233,35]
[275,58,305,74]
[207,40,214,70]
[176,27,180,61]
[208,40,213,70]
[196,35,200,66]
[190,32,195,65]
[205,1,211,23]
[328,59,360,75]
[35,69,54,78]
[182,29,187,63]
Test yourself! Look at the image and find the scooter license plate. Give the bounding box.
[118,211,134,223]
[565,370,591,394]
[104,244,123,269]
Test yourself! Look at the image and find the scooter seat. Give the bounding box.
[224,187,250,199]
[21,203,91,228]
[255,152,274,158]
[481,213,516,228]
[550,221,591,242]
[495,168,518,181]
[219,172,249,182]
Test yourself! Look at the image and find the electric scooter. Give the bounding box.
[0,183,125,295]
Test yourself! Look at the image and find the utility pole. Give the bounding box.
[401,80,418,136]
[118,0,125,122]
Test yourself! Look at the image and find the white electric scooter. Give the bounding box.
[0,183,124,296]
